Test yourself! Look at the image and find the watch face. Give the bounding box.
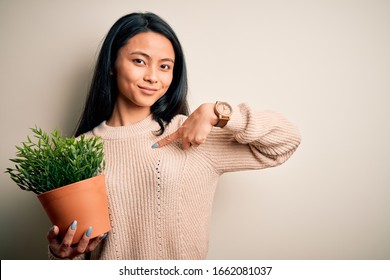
[216,102,232,116]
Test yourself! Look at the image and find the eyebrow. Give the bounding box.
[130,51,175,63]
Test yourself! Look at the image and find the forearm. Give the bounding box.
[203,103,301,173]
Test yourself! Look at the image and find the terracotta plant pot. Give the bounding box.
[37,174,111,244]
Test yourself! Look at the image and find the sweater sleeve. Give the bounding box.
[201,103,301,174]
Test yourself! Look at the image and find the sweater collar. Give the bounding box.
[92,114,161,139]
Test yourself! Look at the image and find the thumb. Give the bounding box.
[47,225,61,249]
[47,225,59,241]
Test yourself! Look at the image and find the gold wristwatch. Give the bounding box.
[213,101,233,128]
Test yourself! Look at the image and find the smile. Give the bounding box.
[138,85,158,95]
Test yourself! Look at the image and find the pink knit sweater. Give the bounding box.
[51,103,300,260]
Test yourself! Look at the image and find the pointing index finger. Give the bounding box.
[152,130,180,148]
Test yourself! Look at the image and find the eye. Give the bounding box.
[160,64,171,71]
[133,58,145,65]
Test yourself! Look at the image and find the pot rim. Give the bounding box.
[37,173,105,197]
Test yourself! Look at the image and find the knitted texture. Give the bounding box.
[49,103,301,260]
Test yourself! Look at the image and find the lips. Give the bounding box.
[138,85,158,95]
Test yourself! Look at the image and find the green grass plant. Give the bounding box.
[5,127,105,195]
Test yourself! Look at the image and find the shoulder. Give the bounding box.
[165,114,188,129]
[75,122,105,140]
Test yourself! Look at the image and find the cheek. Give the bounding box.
[162,73,174,90]
[116,67,139,89]
[116,74,130,93]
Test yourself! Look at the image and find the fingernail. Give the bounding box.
[50,225,55,234]
[71,220,77,230]
[151,143,158,149]
[86,226,93,237]
[99,233,108,241]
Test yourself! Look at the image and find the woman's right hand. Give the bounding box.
[47,220,107,259]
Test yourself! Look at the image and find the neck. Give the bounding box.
[107,99,151,127]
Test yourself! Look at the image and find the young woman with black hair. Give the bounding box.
[47,12,301,260]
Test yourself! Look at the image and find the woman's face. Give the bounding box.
[114,31,175,115]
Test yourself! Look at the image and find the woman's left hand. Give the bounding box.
[153,103,218,150]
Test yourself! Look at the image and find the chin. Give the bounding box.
[134,98,160,108]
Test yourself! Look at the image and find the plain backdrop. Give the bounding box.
[0,0,389,260]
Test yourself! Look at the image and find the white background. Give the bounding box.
[0,0,389,259]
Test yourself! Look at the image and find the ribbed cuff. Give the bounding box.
[224,104,246,133]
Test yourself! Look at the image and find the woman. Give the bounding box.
[47,12,301,260]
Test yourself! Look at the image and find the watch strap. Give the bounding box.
[214,118,229,128]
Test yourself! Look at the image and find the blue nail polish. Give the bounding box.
[86,226,93,237]
[151,143,158,149]
[99,233,108,241]
[71,220,77,230]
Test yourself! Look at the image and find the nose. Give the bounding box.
[144,66,158,84]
